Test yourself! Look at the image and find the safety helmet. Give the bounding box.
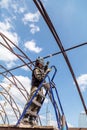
[36,57,44,66]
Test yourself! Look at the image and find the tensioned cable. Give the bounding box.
[33,0,87,114]
[1,41,87,74]
[44,41,87,59]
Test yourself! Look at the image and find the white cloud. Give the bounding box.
[24,40,42,53]
[23,11,40,24]
[6,61,16,69]
[0,46,18,62]
[0,101,17,124]
[15,75,31,92]
[0,19,19,44]
[0,0,26,14]
[0,43,18,68]
[19,7,26,13]
[0,0,11,9]
[1,31,18,45]
[22,9,40,35]
[0,19,19,67]
[11,2,26,14]
[29,23,40,34]
[0,75,31,124]
[77,74,87,92]
[21,66,30,71]
[0,19,12,31]
[2,75,31,94]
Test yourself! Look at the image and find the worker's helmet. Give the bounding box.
[36,57,44,66]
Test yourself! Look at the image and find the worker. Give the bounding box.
[20,57,51,126]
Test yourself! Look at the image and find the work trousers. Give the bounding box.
[24,83,50,120]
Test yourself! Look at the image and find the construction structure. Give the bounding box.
[0,0,87,130]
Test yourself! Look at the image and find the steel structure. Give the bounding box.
[0,32,35,124]
[0,103,9,124]
[0,0,87,126]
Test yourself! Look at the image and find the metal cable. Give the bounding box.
[1,41,87,74]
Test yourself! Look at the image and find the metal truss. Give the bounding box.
[0,84,20,120]
[0,32,35,124]
[0,103,9,124]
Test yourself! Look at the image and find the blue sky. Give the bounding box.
[0,0,87,127]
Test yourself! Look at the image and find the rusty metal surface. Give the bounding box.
[0,126,57,130]
[0,126,87,130]
[69,128,87,130]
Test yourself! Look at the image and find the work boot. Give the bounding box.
[18,122,31,127]
[18,117,31,127]
[29,117,38,126]
[29,120,37,126]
